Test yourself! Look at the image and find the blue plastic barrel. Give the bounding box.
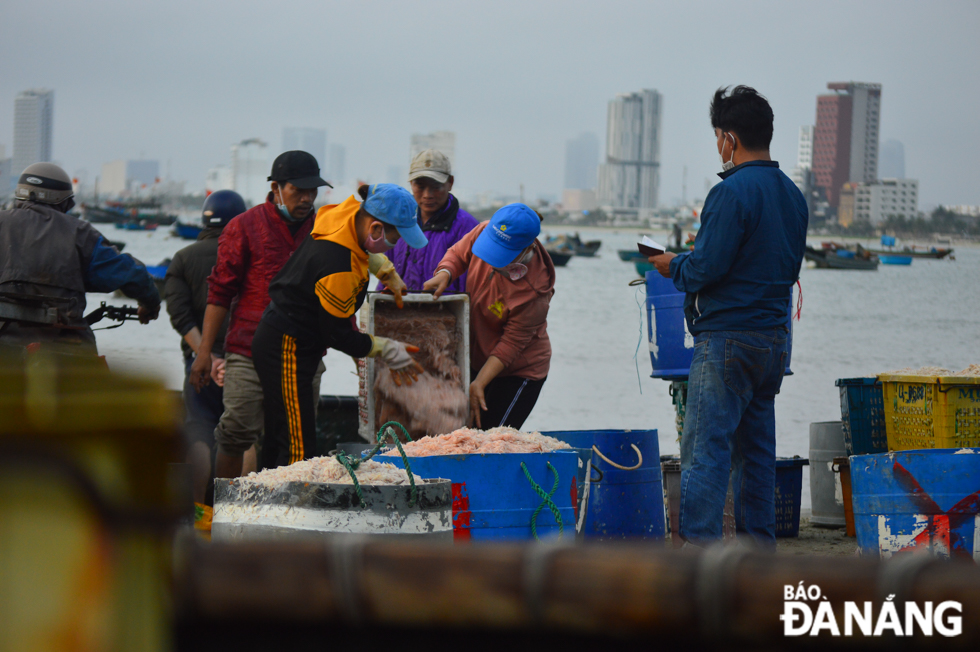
[386,452,578,541]
[541,430,665,540]
[645,271,794,380]
[850,449,980,559]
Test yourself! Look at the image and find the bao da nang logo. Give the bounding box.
[780,583,962,637]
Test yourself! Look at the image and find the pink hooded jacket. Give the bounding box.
[436,222,555,381]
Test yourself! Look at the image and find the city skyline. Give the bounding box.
[0,2,977,207]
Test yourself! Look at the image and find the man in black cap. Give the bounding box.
[190,151,331,479]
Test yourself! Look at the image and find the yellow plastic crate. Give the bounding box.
[878,373,980,450]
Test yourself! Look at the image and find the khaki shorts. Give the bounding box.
[214,352,325,455]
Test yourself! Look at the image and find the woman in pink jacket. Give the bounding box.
[424,204,555,429]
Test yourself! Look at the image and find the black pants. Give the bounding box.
[471,370,546,430]
[252,321,322,469]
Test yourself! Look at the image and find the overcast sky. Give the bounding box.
[2,0,978,207]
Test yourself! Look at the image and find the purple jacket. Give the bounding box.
[378,194,479,294]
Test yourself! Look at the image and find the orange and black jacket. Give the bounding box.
[262,196,373,357]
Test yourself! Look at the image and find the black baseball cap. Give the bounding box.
[268,150,332,189]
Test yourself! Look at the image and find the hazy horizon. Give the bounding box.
[2,0,978,208]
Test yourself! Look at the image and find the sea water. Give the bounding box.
[92,226,980,508]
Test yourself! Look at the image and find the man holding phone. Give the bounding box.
[648,86,807,551]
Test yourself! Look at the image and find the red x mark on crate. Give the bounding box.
[892,461,980,558]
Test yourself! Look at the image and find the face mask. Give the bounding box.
[720,133,736,172]
[276,188,303,222]
[363,222,396,254]
[495,247,533,281]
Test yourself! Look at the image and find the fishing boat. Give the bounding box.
[172,220,203,240]
[145,259,170,295]
[545,248,572,267]
[804,245,879,270]
[618,249,645,262]
[114,220,158,231]
[866,235,952,260]
[80,199,178,226]
[869,246,953,259]
[546,234,601,257]
[878,255,912,266]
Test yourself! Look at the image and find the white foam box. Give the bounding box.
[357,293,470,441]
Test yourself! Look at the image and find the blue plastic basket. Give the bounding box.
[835,378,887,456]
[775,457,808,537]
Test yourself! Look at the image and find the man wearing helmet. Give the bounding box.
[164,189,246,533]
[0,162,160,355]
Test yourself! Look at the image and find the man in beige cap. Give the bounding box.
[379,149,478,293]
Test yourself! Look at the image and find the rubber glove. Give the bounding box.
[369,253,407,308]
[369,336,425,386]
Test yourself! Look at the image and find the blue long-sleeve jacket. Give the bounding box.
[668,161,807,334]
[0,201,159,339]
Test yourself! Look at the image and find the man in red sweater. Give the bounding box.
[190,151,330,478]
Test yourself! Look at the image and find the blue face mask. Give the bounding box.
[276,189,303,222]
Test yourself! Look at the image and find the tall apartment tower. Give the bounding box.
[282,128,326,168]
[410,131,456,171]
[12,89,54,177]
[231,138,269,207]
[597,89,662,212]
[879,139,905,179]
[812,82,881,207]
[564,132,599,190]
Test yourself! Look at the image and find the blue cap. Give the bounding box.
[472,203,541,268]
[362,184,427,249]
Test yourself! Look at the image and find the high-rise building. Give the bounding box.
[328,144,346,185]
[12,89,54,178]
[206,166,234,194]
[564,132,599,190]
[853,179,918,225]
[811,82,881,207]
[99,160,160,196]
[410,131,456,171]
[597,89,662,213]
[282,128,327,168]
[879,139,905,180]
[231,138,269,207]
[789,126,814,192]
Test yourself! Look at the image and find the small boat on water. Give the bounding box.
[545,249,572,267]
[878,255,912,266]
[145,259,170,294]
[172,221,203,240]
[866,234,952,260]
[546,233,601,257]
[805,244,879,270]
[81,199,178,226]
[114,220,158,231]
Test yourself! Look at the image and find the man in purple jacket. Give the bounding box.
[380,149,478,293]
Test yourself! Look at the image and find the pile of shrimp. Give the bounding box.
[381,426,572,456]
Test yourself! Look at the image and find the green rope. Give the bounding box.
[520,461,563,541]
[336,421,418,508]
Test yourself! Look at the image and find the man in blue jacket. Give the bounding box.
[0,162,160,356]
[649,86,808,550]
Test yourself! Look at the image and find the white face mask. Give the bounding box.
[720,133,736,172]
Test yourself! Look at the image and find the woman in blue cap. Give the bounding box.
[424,204,555,429]
[252,184,429,469]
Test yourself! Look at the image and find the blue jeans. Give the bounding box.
[679,329,788,551]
